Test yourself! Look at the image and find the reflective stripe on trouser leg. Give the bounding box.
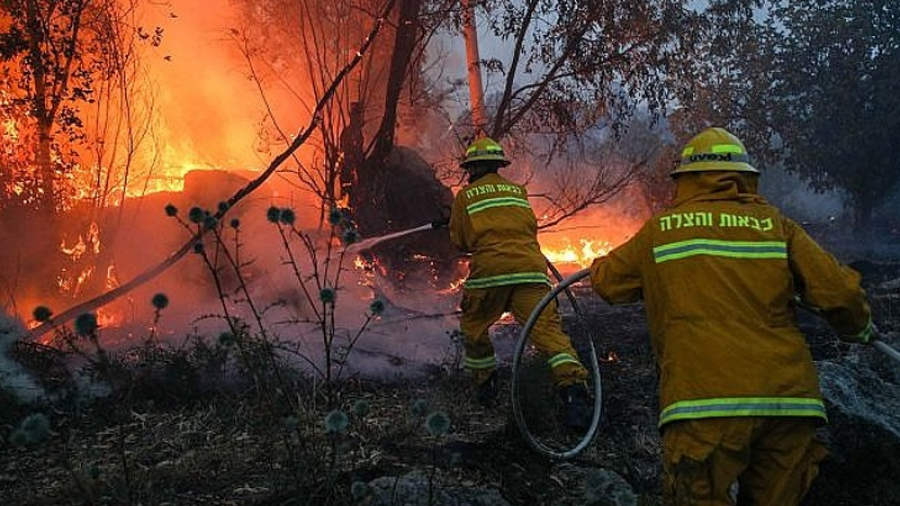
[459,286,507,384]
[508,283,588,388]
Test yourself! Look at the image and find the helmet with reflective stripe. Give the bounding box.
[672,127,758,175]
[460,137,511,168]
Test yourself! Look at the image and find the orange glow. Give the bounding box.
[541,237,611,269]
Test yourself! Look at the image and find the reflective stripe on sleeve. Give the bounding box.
[465,272,551,289]
[653,239,787,263]
[659,397,827,427]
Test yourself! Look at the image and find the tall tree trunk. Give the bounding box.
[25,0,55,211]
[352,0,423,236]
[461,0,486,135]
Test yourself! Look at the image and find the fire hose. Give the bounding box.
[511,267,603,460]
[793,297,900,365]
[511,268,900,460]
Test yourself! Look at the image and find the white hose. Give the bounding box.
[511,267,603,460]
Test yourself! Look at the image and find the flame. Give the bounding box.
[541,238,611,268]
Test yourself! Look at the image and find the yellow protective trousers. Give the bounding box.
[459,283,588,388]
[661,417,828,506]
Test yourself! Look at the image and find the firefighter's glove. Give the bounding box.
[431,217,450,229]
[850,319,878,344]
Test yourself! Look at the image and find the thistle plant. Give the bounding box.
[264,204,385,406]
[149,293,169,342]
[9,413,51,447]
[424,411,451,505]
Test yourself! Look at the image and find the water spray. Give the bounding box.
[345,223,436,253]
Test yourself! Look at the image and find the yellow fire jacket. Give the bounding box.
[590,171,872,428]
[449,172,550,288]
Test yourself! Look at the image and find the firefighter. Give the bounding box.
[445,136,591,431]
[588,127,874,505]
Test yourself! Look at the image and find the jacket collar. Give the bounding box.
[673,171,766,206]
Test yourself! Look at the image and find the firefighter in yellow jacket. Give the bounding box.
[589,127,874,505]
[448,137,591,431]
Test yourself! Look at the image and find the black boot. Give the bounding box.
[558,383,592,433]
[475,371,499,407]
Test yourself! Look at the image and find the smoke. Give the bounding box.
[0,314,47,403]
[1,0,647,386]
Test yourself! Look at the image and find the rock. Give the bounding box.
[547,464,638,506]
[805,342,900,505]
[365,470,511,506]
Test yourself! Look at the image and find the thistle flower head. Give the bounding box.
[352,400,370,418]
[266,206,281,223]
[319,287,336,304]
[10,413,51,446]
[164,204,178,217]
[218,331,235,347]
[32,306,53,322]
[328,207,343,225]
[8,430,28,447]
[203,215,218,229]
[341,228,359,246]
[369,298,385,315]
[74,313,98,336]
[351,481,369,499]
[324,409,349,434]
[21,413,50,437]
[425,411,451,436]
[151,293,169,310]
[279,208,296,225]
[217,201,229,213]
[229,218,240,229]
[410,399,428,417]
[188,206,205,224]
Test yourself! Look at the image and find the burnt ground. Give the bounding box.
[1,259,898,506]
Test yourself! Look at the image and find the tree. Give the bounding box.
[668,0,900,236]
[0,0,100,211]
[452,0,700,230]
[767,0,900,234]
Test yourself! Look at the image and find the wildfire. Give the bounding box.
[541,238,611,269]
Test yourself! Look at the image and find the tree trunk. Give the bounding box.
[352,0,423,237]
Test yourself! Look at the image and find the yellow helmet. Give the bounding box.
[672,127,758,175]
[460,137,511,168]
